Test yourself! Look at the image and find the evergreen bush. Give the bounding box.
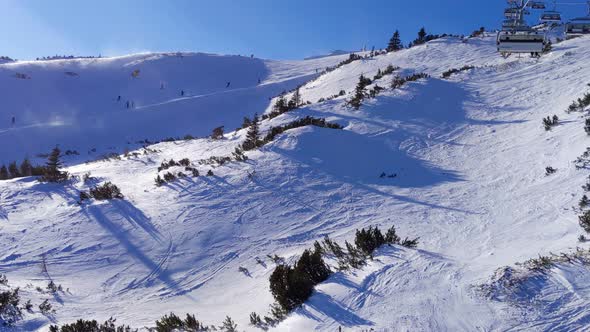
[89,182,123,200]
[269,247,331,312]
[40,147,69,183]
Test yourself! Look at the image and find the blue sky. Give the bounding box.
[2,0,589,60]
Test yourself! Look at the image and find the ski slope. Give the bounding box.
[2,34,590,331]
[0,52,350,165]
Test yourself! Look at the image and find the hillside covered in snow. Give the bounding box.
[2,33,590,331]
[0,52,350,164]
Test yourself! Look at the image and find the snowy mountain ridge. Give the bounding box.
[2,34,590,331]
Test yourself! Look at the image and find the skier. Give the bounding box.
[11,116,15,127]
[117,95,121,102]
[257,78,261,84]
[181,90,185,96]
[126,101,130,109]
[226,81,231,88]
[250,54,254,58]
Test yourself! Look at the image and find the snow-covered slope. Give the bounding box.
[0,52,349,164]
[3,34,590,331]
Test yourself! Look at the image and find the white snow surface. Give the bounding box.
[0,52,349,164]
[2,35,590,331]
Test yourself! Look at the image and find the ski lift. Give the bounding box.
[540,10,561,23]
[497,0,549,56]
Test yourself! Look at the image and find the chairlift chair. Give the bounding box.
[567,16,590,36]
[497,29,547,55]
[504,8,520,18]
[502,17,528,30]
[502,20,517,29]
[540,10,561,23]
[529,1,546,9]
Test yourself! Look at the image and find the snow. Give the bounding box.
[2,34,590,331]
[0,52,349,164]
[480,257,590,331]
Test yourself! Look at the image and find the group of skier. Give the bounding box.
[112,76,265,112]
[116,96,135,109]
[8,68,262,128]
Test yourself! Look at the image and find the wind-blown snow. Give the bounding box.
[2,34,590,331]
